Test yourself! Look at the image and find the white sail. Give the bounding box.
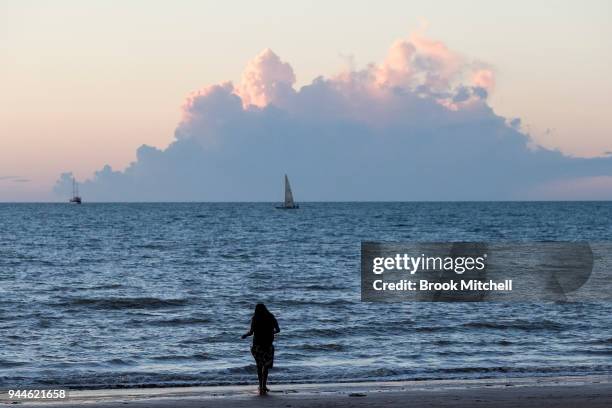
[284,174,295,207]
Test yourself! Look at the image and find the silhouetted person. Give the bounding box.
[241,303,280,395]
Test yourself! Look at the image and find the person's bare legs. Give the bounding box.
[262,366,269,394]
[256,364,264,395]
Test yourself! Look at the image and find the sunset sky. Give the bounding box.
[1,0,611,201]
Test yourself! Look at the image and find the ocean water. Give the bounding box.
[1,202,611,389]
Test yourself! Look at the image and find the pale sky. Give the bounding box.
[1,0,611,200]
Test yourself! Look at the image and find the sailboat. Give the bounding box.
[276,174,299,209]
[69,177,82,204]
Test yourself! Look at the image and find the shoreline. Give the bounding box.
[3,375,610,407]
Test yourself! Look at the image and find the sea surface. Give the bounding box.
[1,202,611,389]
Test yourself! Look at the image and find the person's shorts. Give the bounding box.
[251,344,274,369]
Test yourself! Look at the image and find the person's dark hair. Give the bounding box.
[253,303,272,323]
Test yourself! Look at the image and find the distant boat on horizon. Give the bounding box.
[69,177,82,204]
[276,174,299,209]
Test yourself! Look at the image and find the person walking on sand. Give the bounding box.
[241,303,280,396]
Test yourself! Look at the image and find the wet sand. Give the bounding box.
[3,375,611,408]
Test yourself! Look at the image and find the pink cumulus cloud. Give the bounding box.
[182,30,496,121]
[262,32,483,109]
[174,31,503,143]
[374,39,417,88]
[235,48,296,108]
[471,68,495,92]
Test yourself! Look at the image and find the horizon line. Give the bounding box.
[1,200,611,204]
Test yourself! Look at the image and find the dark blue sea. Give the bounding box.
[1,202,611,389]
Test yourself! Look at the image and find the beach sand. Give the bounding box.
[3,375,611,408]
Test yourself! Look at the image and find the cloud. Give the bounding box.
[53,31,612,201]
[1,176,30,183]
[471,67,495,92]
[235,48,296,108]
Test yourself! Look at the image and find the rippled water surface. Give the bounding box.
[1,202,611,388]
